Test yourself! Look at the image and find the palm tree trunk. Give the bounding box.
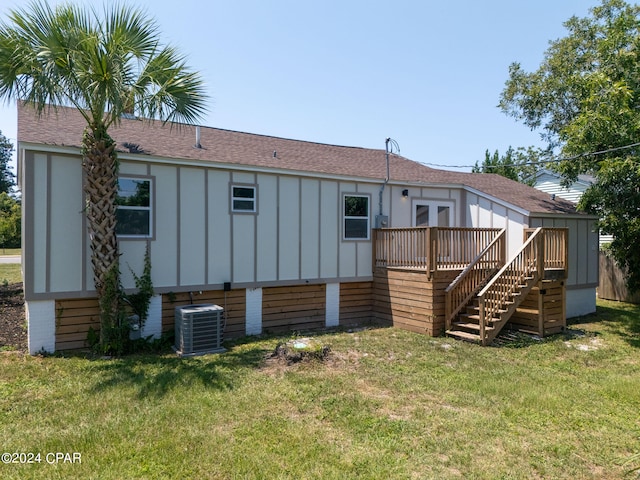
[82,124,121,347]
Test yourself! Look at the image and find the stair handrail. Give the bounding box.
[444,228,506,331]
[477,227,544,344]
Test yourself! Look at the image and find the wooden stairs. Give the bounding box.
[445,227,567,346]
[446,269,539,345]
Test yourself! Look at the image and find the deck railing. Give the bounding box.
[444,229,506,331]
[372,227,504,273]
[524,228,568,271]
[373,227,430,270]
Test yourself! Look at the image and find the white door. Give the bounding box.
[412,200,454,227]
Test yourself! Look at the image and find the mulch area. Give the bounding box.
[0,283,27,352]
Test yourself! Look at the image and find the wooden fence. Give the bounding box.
[598,251,640,304]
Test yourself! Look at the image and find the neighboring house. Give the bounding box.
[532,169,612,246]
[532,168,594,204]
[18,105,599,354]
[533,169,638,304]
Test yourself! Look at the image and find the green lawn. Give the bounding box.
[0,248,20,256]
[0,264,21,285]
[1,300,639,479]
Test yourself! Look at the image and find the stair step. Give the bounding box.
[446,330,482,342]
[452,322,495,332]
[459,313,500,323]
[492,283,524,288]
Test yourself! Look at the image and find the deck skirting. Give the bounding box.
[372,267,460,336]
[507,279,566,336]
[53,281,377,350]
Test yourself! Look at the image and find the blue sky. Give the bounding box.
[0,0,594,172]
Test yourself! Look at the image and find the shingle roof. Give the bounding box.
[18,104,577,215]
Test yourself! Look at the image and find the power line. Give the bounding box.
[421,141,640,170]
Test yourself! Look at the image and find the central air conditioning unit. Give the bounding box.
[174,304,226,357]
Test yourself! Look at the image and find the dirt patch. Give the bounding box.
[267,338,331,365]
[0,283,27,352]
[565,336,604,351]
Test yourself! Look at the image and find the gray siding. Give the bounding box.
[529,216,599,289]
[23,152,379,300]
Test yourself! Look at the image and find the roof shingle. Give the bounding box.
[18,104,577,214]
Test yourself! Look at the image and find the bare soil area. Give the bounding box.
[0,283,27,351]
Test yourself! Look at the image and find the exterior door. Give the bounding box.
[412,200,454,227]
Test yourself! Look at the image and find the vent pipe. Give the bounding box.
[195,126,202,149]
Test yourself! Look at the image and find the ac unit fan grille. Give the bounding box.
[174,304,225,356]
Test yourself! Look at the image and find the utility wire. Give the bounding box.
[422,141,640,170]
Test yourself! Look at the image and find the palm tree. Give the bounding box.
[0,1,207,350]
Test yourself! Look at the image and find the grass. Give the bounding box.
[0,248,20,256]
[0,264,22,285]
[1,300,639,479]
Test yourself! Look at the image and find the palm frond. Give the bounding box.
[0,0,208,128]
[133,45,208,125]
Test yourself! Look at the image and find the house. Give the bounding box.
[533,169,640,304]
[17,105,599,354]
[532,168,595,204]
[532,168,612,246]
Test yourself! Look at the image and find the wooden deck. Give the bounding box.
[372,227,569,344]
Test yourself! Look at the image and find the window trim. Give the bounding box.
[115,175,154,239]
[230,183,258,214]
[343,193,371,241]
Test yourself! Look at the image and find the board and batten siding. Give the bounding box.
[23,152,87,298]
[529,216,599,289]
[529,215,598,318]
[145,165,375,289]
[22,152,378,300]
[464,190,526,259]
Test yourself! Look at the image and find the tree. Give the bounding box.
[499,0,640,292]
[0,131,15,194]
[472,146,542,186]
[0,192,20,250]
[0,1,207,351]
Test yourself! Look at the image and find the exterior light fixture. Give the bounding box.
[402,189,409,197]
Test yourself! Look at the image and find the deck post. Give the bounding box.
[425,228,432,274]
[445,291,452,332]
[564,230,569,276]
[536,230,545,277]
[372,229,377,272]
[430,227,438,277]
[537,280,544,337]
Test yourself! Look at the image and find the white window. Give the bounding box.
[231,185,256,212]
[115,177,152,237]
[343,194,370,240]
